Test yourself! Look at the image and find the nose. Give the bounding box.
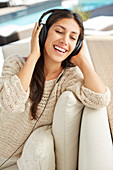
[60,35,69,46]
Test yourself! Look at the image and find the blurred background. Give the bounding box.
[0,0,113,46]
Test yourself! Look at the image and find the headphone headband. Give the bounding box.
[39,9,72,24]
[39,9,59,24]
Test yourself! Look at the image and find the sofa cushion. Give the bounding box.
[2,40,30,60]
[52,91,84,170]
[0,47,4,76]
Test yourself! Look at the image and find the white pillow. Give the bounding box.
[52,91,84,170]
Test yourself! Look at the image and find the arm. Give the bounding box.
[0,23,43,113]
[0,56,30,113]
[17,23,43,92]
[70,42,106,93]
[60,67,110,109]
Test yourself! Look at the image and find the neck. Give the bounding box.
[44,61,63,81]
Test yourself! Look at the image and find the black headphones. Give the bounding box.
[38,9,82,58]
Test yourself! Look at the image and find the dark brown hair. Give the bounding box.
[30,9,84,119]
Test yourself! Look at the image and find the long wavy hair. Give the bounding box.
[30,9,84,119]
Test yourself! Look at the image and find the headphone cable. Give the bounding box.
[0,69,65,168]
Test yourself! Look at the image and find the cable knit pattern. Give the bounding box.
[0,55,111,159]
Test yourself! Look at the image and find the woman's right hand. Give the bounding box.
[30,22,43,60]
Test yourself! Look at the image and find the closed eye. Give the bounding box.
[55,30,76,40]
[70,37,76,40]
[55,30,63,34]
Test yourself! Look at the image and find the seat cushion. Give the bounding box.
[52,91,84,170]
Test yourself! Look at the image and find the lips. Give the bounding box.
[53,45,68,53]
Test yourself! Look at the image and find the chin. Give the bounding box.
[53,55,67,63]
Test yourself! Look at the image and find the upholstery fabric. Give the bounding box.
[79,107,113,170]
[52,91,84,170]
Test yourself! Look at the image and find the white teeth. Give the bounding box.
[54,46,66,53]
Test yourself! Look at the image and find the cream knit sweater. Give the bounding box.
[0,55,110,159]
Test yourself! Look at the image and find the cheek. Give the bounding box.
[69,43,76,53]
[44,34,54,51]
[46,30,56,42]
[44,36,54,55]
[67,41,77,57]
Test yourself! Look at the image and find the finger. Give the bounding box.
[81,41,85,50]
[32,22,39,37]
[81,41,84,47]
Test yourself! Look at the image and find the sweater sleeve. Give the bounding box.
[61,67,111,109]
[0,55,29,113]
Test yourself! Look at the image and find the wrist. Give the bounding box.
[75,56,88,68]
[28,53,40,62]
[77,56,93,76]
[26,54,38,68]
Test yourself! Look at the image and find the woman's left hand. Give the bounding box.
[70,41,86,66]
[70,41,106,93]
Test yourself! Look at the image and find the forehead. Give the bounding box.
[51,18,80,33]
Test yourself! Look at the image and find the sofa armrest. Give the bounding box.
[79,107,113,170]
[52,91,84,170]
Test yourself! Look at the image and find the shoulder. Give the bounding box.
[59,66,84,93]
[4,55,26,66]
[63,66,83,80]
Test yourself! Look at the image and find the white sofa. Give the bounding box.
[0,39,113,170]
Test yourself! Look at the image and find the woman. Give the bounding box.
[0,9,110,169]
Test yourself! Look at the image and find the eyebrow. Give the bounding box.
[54,25,79,34]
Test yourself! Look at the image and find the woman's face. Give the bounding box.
[44,18,80,64]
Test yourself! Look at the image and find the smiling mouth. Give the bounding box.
[53,45,67,53]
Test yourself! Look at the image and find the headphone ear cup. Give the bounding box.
[68,41,82,59]
[39,24,48,52]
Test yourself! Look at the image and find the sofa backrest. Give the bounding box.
[2,41,31,60]
[0,47,4,76]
